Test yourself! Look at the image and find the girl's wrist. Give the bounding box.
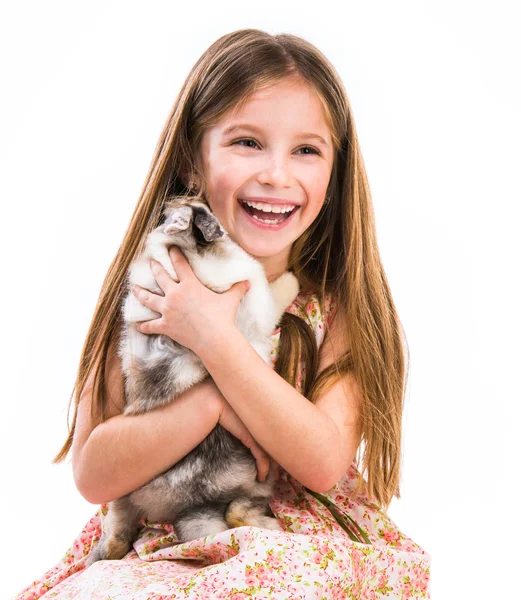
[190,377,225,417]
[194,325,243,366]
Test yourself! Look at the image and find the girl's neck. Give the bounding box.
[255,250,290,283]
[266,268,289,283]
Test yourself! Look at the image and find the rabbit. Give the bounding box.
[85,197,300,566]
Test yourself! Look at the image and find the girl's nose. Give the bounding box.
[256,156,292,188]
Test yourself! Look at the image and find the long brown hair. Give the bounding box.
[53,29,408,511]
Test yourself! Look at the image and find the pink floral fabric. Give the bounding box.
[16,291,431,599]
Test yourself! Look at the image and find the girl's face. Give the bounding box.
[198,77,335,279]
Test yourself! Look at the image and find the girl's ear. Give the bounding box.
[179,162,200,192]
[179,166,191,189]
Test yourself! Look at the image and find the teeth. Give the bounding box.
[251,214,284,224]
[242,200,296,214]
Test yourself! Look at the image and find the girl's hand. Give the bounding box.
[132,246,249,354]
[218,397,272,483]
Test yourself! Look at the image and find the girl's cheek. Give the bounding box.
[302,172,326,193]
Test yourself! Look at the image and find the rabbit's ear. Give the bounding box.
[193,209,225,242]
[164,205,193,234]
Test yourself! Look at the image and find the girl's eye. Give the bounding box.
[232,138,320,156]
[296,146,320,156]
[233,138,259,149]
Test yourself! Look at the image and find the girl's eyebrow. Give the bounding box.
[221,123,329,147]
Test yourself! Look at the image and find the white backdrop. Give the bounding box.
[1,1,519,598]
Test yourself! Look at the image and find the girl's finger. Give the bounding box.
[168,246,193,281]
[228,280,250,298]
[132,285,163,314]
[135,319,159,335]
[250,443,270,482]
[149,259,176,294]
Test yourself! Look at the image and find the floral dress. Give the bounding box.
[15,291,431,600]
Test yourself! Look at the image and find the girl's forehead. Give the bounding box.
[232,77,322,115]
[211,78,334,140]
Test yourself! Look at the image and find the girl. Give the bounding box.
[16,28,431,599]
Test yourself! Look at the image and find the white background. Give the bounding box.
[1,1,519,598]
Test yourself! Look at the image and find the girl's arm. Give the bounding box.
[72,339,223,505]
[196,305,362,494]
[132,249,361,494]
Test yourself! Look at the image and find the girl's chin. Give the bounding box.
[239,242,287,259]
[225,209,298,257]
[232,234,291,260]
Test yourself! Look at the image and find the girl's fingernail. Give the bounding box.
[132,285,139,293]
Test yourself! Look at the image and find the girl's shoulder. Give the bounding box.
[288,288,338,321]
[275,288,339,345]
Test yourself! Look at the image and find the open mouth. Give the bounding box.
[238,200,299,225]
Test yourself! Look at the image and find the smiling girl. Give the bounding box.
[16,29,431,600]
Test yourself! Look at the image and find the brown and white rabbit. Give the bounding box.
[86,197,299,565]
